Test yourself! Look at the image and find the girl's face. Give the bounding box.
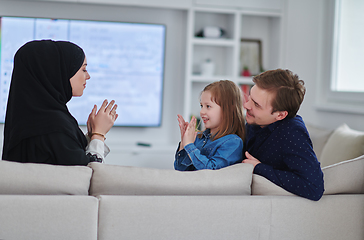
[70,57,90,97]
[200,90,222,136]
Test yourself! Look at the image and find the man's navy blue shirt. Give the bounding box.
[246,115,324,201]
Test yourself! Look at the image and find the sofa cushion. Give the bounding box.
[97,195,273,240]
[319,124,364,167]
[251,174,294,196]
[0,160,92,195]
[305,123,333,161]
[0,195,98,240]
[270,195,364,240]
[322,155,364,195]
[89,162,254,196]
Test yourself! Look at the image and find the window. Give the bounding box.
[331,0,364,93]
[318,0,364,114]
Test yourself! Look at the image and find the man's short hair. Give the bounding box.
[253,69,306,118]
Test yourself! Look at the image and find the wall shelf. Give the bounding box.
[190,75,234,82]
[192,38,235,47]
[183,4,285,119]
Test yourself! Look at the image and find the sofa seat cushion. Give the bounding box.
[319,124,364,167]
[270,194,364,240]
[97,195,273,240]
[0,195,98,240]
[89,162,254,196]
[0,160,92,195]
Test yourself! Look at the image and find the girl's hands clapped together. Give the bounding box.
[177,114,188,151]
[177,114,188,138]
[87,99,118,141]
[177,114,197,150]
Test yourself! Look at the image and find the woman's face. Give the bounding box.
[70,57,90,97]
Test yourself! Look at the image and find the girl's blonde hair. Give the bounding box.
[200,80,245,141]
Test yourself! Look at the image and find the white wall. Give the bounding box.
[282,0,322,124]
[0,0,187,166]
[283,0,364,131]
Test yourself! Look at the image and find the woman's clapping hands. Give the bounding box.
[87,99,118,141]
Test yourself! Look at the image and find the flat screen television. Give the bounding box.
[0,16,166,127]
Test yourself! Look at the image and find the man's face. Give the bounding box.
[244,85,285,127]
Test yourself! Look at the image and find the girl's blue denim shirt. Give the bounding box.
[174,129,244,171]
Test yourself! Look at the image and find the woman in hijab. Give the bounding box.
[2,40,118,165]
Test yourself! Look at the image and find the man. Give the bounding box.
[243,69,324,201]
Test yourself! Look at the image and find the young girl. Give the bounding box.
[174,80,245,171]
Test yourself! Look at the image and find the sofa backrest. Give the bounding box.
[0,160,92,195]
[251,155,364,196]
[305,123,333,161]
[89,162,254,196]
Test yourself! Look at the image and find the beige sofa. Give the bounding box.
[0,123,363,240]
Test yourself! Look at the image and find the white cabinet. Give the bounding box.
[28,0,193,9]
[79,0,193,9]
[194,0,283,11]
[183,5,285,119]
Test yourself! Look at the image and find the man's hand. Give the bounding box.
[242,151,261,167]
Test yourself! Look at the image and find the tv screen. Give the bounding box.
[0,16,166,127]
